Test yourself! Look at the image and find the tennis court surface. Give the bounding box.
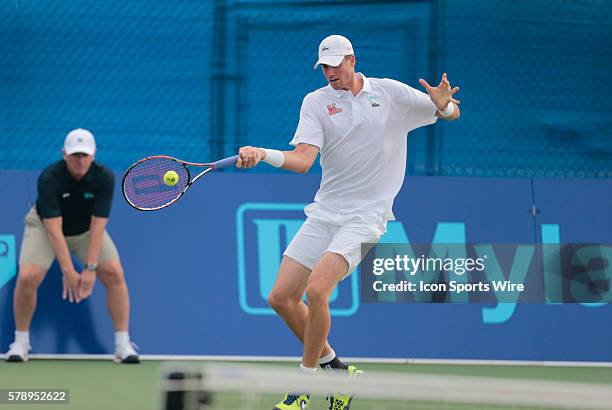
[2,359,611,409]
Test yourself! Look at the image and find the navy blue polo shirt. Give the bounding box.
[36,160,115,236]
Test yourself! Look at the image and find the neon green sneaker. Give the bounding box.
[347,365,363,377]
[326,365,363,410]
[273,393,310,410]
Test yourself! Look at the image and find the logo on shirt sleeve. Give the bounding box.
[327,103,343,116]
[84,192,95,199]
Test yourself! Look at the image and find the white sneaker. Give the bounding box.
[114,341,140,364]
[6,341,30,362]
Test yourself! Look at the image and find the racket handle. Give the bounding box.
[211,155,239,170]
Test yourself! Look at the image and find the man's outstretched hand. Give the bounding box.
[419,73,460,111]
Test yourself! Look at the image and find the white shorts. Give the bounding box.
[283,216,386,279]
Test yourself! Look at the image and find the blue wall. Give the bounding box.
[1,0,611,177]
[1,170,610,361]
[1,0,611,362]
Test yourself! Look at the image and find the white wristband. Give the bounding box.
[438,102,455,117]
[262,148,285,168]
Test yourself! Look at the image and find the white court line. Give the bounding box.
[17,354,612,367]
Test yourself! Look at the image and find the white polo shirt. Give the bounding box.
[290,73,437,223]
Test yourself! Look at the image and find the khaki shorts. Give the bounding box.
[19,207,120,269]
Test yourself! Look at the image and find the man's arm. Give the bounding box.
[42,217,82,303]
[79,216,108,299]
[237,143,319,173]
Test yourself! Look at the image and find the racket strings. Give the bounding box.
[123,157,189,210]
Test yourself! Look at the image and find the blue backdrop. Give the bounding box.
[1,0,611,362]
[1,0,611,177]
[1,170,610,361]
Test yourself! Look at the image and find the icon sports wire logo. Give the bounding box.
[235,203,359,316]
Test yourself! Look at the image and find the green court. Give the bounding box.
[1,360,611,409]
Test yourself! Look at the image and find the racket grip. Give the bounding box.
[211,155,239,170]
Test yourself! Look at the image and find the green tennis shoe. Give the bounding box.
[273,393,310,410]
[326,365,363,410]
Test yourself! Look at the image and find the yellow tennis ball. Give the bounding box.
[164,170,179,186]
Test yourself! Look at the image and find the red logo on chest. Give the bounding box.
[327,103,342,116]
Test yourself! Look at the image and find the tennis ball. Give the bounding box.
[164,170,179,186]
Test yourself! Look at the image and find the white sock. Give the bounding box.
[15,331,29,345]
[319,349,336,364]
[115,331,130,346]
[300,364,317,374]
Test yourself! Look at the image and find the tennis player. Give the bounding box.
[237,34,460,409]
[5,129,139,364]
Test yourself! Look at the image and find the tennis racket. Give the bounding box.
[122,155,238,211]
